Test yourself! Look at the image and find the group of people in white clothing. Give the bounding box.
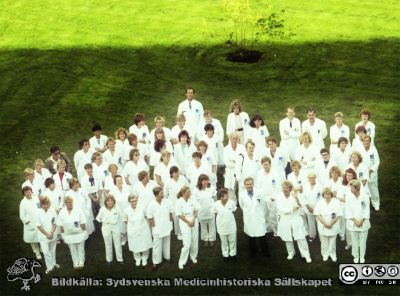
[19,88,380,273]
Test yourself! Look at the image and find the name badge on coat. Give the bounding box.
[331,212,336,219]
[74,221,79,227]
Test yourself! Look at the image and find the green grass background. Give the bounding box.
[1,0,399,295]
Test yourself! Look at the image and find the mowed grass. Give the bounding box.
[0,1,399,295]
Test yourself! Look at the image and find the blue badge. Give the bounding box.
[361,201,366,208]
[367,128,371,133]
[318,129,320,134]
[261,130,264,136]
[244,119,248,124]
[317,192,321,199]
[36,202,40,208]
[359,172,363,177]
[298,180,301,184]
[279,156,283,160]
[104,170,109,176]
[215,143,218,148]
[370,154,374,160]
[74,221,79,227]
[118,157,122,164]
[142,132,146,138]
[51,217,55,224]
[331,212,336,219]
[196,109,199,113]
[272,179,276,185]
[207,156,211,163]
[341,129,345,134]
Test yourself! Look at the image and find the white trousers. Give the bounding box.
[133,250,149,263]
[152,235,170,264]
[68,242,85,267]
[306,213,317,238]
[220,232,237,257]
[39,240,57,271]
[320,235,337,260]
[173,214,181,237]
[266,200,277,234]
[199,217,216,241]
[102,225,123,262]
[228,188,237,205]
[285,239,310,259]
[350,230,368,261]
[368,180,380,209]
[178,224,199,266]
[339,217,346,238]
[30,243,40,255]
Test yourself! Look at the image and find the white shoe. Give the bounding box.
[331,257,337,262]
[323,256,328,262]
[375,207,379,211]
[191,258,198,264]
[35,253,42,260]
[306,257,312,263]
[142,260,147,266]
[345,245,351,250]
[135,260,140,266]
[340,237,345,241]
[287,253,295,260]
[54,264,60,269]
[360,259,365,264]
[353,258,359,263]
[177,235,182,240]
[178,264,184,270]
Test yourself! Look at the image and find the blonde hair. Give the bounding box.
[282,180,294,191]
[245,139,255,148]
[64,196,74,203]
[104,194,116,207]
[57,160,66,169]
[351,151,363,162]
[24,168,34,177]
[300,131,313,144]
[91,152,102,162]
[334,112,344,118]
[115,127,128,139]
[322,188,333,197]
[39,196,51,206]
[35,159,44,166]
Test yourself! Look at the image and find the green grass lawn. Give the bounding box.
[1,1,399,295]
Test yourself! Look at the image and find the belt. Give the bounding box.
[236,128,244,131]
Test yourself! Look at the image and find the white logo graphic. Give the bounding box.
[7,257,41,291]
[387,266,399,277]
[374,266,386,277]
[341,266,358,283]
[362,266,373,277]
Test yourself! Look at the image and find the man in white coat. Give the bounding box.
[279,107,301,161]
[177,87,204,140]
[239,177,270,257]
[301,108,327,151]
[361,136,380,211]
[147,187,173,269]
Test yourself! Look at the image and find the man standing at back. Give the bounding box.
[177,87,204,141]
[301,108,327,151]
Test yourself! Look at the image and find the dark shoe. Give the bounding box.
[223,257,229,262]
[230,255,238,262]
[152,264,158,270]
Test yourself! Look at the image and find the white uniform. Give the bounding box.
[192,187,216,242]
[129,124,150,145]
[103,149,124,171]
[53,171,73,195]
[324,178,345,239]
[154,159,179,186]
[132,180,157,211]
[279,117,301,160]
[332,146,352,173]
[170,125,191,143]
[352,138,364,154]
[36,208,58,271]
[346,163,369,186]
[294,144,319,176]
[255,170,282,234]
[346,191,371,262]
[198,118,225,165]
[186,162,211,190]
[124,143,149,163]
[200,134,222,166]
[89,135,108,152]
[124,205,152,265]
[315,159,337,186]
[58,207,88,267]
[177,99,204,138]
[173,143,196,177]
[223,143,246,204]
[150,127,172,142]
[22,179,44,199]
[34,168,52,188]
[235,153,261,190]
[115,139,131,167]
[43,187,64,213]
[73,148,95,179]
[164,176,189,237]
[147,199,173,265]
[149,141,174,167]
[314,198,342,261]
[226,112,250,144]
[361,146,380,210]
[65,188,95,235]
[239,189,267,237]
[302,118,328,150]
[19,196,40,256]
[200,151,217,185]
[355,121,376,144]
[259,147,287,181]
[246,126,270,155]
[212,200,237,257]
[110,185,132,238]
[329,124,350,154]
[96,207,123,262]
[92,161,109,188]
[175,197,200,267]
[276,192,311,260]
[301,182,323,239]
[287,171,307,193]
[123,159,149,187]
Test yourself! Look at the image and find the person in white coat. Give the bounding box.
[123,148,149,187]
[175,186,200,269]
[264,137,287,181]
[147,187,173,269]
[150,116,172,143]
[115,127,130,168]
[81,163,102,221]
[171,113,191,145]
[279,107,301,161]
[20,186,41,259]
[43,178,64,214]
[186,152,212,190]
[73,139,95,180]
[36,196,60,274]
[164,166,189,240]
[177,87,204,140]
[287,161,307,195]
[58,196,88,269]
[33,159,52,188]
[212,188,237,261]
[132,171,158,211]
[294,132,319,176]
[223,132,246,204]
[347,152,369,187]
[314,188,342,262]
[89,124,108,153]
[53,160,73,196]
[246,114,270,155]
[197,141,217,187]
[226,99,250,144]
[315,148,337,186]
[352,125,367,153]
[329,112,350,154]
[235,140,261,192]
[332,137,352,173]
[22,168,44,198]
[199,124,222,167]
[256,157,282,236]
[173,130,196,177]
[124,195,152,266]
[129,113,150,147]
[103,137,124,171]
[154,150,178,187]
[346,180,371,263]
[96,195,124,265]
[355,109,376,145]
[192,174,216,246]
[239,177,270,257]
[124,133,149,165]
[361,135,380,210]
[276,181,312,263]
[301,108,327,151]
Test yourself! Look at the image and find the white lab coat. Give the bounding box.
[34,168,52,188]
[332,146,352,173]
[154,159,179,185]
[279,117,301,160]
[315,159,337,186]
[170,125,191,143]
[103,149,124,171]
[276,192,307,241]
[73,148,95,179]
[226,112,250,140]
[345,191,371,232]
[177,99,204,137]
[287,171,307,193]
[20,196,40,243]
[124,205,152,253]
[235,153,261,187]
[294,144,319,175]
[149,141,174,167]
[302,118,328,150]
[212,200,237,235]
[361,146,380,182]
[175,197,200,234]
[92,161,110,186]
[329,124,350,154]
[186,162,212,189]
[57,207,88,244]
[123,143,149,162]
[346,163,370,184]
[150,127,172,142]
[129,124,150,145]
[53,171,73,194]
[132,180,157,211]
[89,135,108,151]
[200,134,223,166]
[223,143,246,190]
[246,126,270,155]
[164,176,189,211]
[65,188,95,235]
[258,147,287,181]
[80,173,102,194]
[123,159,149,187]
[301,182,323,215]
[192,187,216,220]
[314,198,342,236]
[239,189,267,237]
[43,187,64,212]
[355,121,375,144]
[110,185,132,233]
[22,179,44,199]
[147,199,173,238]
[173,143,196,177]
[115,139,131,166]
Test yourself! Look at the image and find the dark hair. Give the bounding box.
[204,123,215,132]
[192,151,202,159]
[113,174,122,185]
[22,186,32,195]
[44,178,55,188]
[92,124,102,132]
[342,168,357,185]
[84,163,93,170]
[320,148,329,155]
[217,188,228,199]
[196,174,210,190]
[307,107,316,114]
[154,127,166,142]
[169,166,180,177]
[133,113,145,125]
[356,125,367,134]
[79,139,89,149]
[337,137,348,147]
[360,109,371,119]
[154,139,166,152]
[153,186,163,197]
[266,136,277,144]
[178,130,191,146]
[186,87,195,94]
[50,146,60,154]
[138,171,148,181]
[129,148,140,161]
[127,133,137,145]
[250,113,265,128]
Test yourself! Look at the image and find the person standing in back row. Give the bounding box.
[302,108,327,151]
[279,107,301,162]
[177,87,204,141]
